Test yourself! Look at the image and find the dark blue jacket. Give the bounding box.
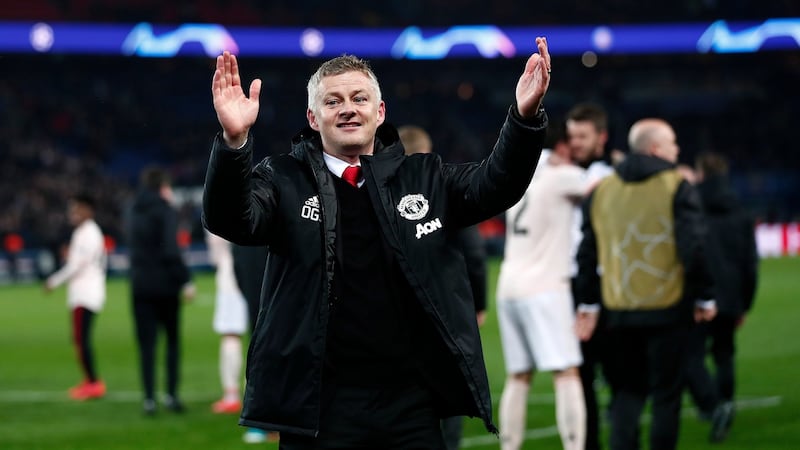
[697,175,758,316]
[127,189,190,300]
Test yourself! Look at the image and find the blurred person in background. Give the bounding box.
[127,166,195,416]
[206,232,249,415]
[45,193,108,401]
[495,124,589,450]
[398,124,489,450]
[565,102,614,450]
[574,118,717,450]
[203,36,551,448]
[566,103,614,186]
[684,151,759,443]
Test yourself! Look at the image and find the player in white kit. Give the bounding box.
[496,131,590,450]
[206,232,249,414]
[45,194,108,400]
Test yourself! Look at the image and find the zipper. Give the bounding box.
[364,161,495,431]
[309,156,335,437]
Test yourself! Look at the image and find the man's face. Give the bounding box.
[567,119,607,165]
[653,126,680,163]
[67,202,89,227]
[307,71,385,158]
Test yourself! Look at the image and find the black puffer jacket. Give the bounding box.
[454,225,488,313]
[127,189,191,299]
[697,175,758,317]
[202,107,546,436]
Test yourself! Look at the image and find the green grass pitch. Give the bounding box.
[1,257,798,449]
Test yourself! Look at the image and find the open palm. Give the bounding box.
[515,37,551,119]
[212,51,262,148]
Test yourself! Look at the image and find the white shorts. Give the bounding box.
[212,290,249,335]
[498,291,582,374]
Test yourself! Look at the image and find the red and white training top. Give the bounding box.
[497,151,588,300]
[47,219,107,312]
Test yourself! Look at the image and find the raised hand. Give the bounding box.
[515,37,551,119]
[212,51,262,148]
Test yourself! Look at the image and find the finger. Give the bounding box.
[231,53,241,88]
[216,53,224,76]
[539,36,551,71]
[212,67,222,99]
[249,78,262,102]
[534,37,551,76]
[524,52,541,75]
[217,52,229,86]
[223,51,233,87]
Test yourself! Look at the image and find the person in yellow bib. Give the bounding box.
[573,118,717,450]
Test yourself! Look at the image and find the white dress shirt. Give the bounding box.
[322,152,365,187]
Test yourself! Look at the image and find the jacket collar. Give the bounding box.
[615,153,676,182]
[290,123,406,183]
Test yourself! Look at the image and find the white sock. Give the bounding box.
[220,335,243,401]
[499,377,530,450]
[554,375,586,450]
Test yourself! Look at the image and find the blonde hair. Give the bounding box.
[306,55,382,113]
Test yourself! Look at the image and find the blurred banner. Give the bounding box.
[1,19,799,58]
[755,222,800,258]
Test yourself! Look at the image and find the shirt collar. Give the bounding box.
[322,152,364,187]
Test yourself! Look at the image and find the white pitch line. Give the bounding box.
[0,389,782,448]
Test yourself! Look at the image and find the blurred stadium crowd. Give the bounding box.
[1,2,798,259]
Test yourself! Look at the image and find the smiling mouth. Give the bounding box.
[337,122,361,128]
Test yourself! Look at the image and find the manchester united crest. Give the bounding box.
[396,194,430,221]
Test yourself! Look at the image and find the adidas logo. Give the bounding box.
[301,196,321,222]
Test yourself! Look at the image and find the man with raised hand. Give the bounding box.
[203,38,551,448]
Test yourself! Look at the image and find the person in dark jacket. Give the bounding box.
[127,166,195,415]
[565,103,615,450]
[684,151,759,442]
[203,37,551,449]
[574,118,717,450]
[398,124,489,450]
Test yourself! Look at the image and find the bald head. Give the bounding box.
[398,125,433,155]
[627,118,679,163]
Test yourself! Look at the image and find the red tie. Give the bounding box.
[342,165,362,187]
